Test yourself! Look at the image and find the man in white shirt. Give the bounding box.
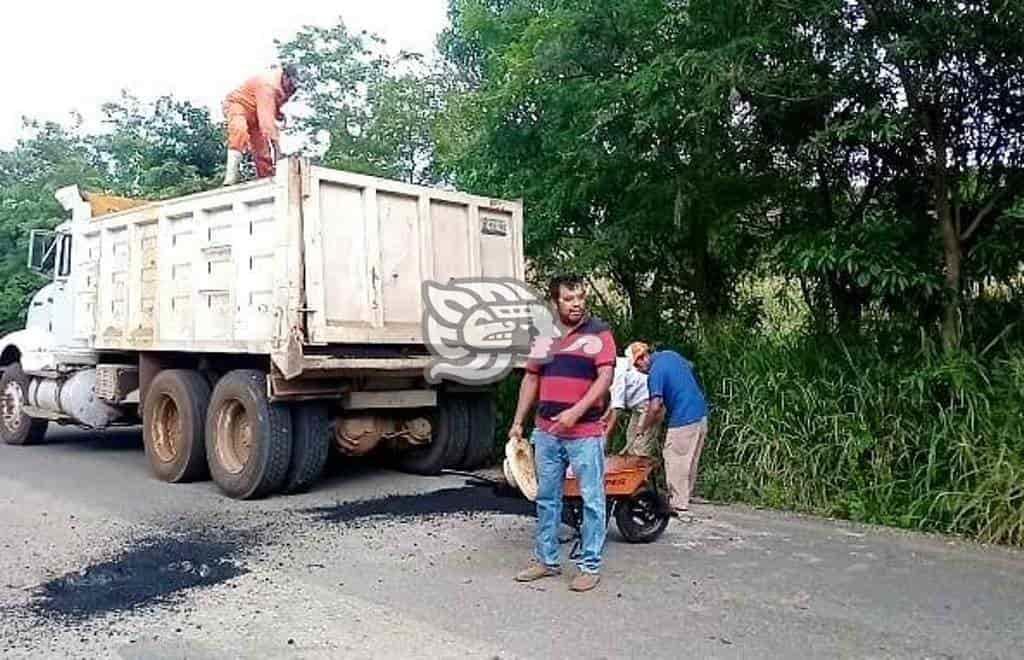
[603,344,662,456]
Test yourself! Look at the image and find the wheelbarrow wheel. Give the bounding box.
[561,499,583,530]
[615,489,669,543]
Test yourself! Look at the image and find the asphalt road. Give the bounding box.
[1,427,1022,659]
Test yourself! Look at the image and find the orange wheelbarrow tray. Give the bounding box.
[563,455,669,544]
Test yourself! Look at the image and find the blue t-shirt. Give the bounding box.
[647,350,708,428]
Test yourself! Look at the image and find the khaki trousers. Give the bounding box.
[664,418,708,511]
[620,405,662,458]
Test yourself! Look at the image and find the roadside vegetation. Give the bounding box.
[1,1,1021,545]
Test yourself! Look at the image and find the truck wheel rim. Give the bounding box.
[151,395,182,463]
[1,381,25,431]
[216,399,251,475]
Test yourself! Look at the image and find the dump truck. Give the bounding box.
[0,159,524,499]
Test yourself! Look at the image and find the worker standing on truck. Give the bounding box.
[602,343,660,456]
[631,342,708,516]
[510,275,616,593]
[222,65,299,185]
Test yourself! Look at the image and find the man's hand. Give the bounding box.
[603,408,620,443]
[637,397,665,436]
[508,422,524,443]
[550,406,583,435]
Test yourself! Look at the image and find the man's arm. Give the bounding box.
[604,408,621,441]
[637,355,666,435]
[508,371,540,441]
[637,397,665,435]
[255,85,282,151]
[551,365,614,434]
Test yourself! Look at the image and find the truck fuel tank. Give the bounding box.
[27,369,124,428]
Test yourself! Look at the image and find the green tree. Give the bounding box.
[686,0,1024,344]
[277,20,445,184]
[92,93,225,198]
[0,119,104,331]
[437,0,764,330]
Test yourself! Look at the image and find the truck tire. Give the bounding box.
[458,393,497,470]
[143,370,211,482]
[206,370,292,500]
[0,363,48,446]
[283,403,330,494]
[397,397,469,475]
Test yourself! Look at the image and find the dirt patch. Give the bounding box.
[29,536,246,622]
[305,485,534,526]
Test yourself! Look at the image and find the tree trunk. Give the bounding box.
[675,178,724,321]
[829,272,863,333]
[859,0,962,350]
[938,176,961,351]
[929,111,961,351]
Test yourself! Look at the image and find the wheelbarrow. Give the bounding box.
[562,455,670,545]
[503,438,669,545]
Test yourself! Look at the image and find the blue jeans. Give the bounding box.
[532,430,606,574]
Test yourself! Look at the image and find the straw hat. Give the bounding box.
[625,341,651,366]
[503,436,538,502]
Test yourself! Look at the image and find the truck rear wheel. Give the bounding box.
[206,370,292,500]
[458,393,497,470]
[396,397,469,475]
[0,363,48,446]
[142,370,211,482]
[283,403,330,494]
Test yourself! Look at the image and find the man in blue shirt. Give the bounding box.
[631,343,708,515]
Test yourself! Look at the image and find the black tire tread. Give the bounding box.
[142,369,211,483]
[0,363,47,446]
[284,403,330,494]
[459,393,497,470]
[397,397,469,475]
[206,369,292,500]
[614,490,670,544]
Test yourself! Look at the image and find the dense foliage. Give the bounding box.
[1,4,1021,543]
[430,1,1024,544]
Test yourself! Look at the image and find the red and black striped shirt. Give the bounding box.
[525,316,617,439]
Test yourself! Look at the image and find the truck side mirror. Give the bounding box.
[28,230,57,275]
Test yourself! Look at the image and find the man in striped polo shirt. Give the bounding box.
[510,275,616,592]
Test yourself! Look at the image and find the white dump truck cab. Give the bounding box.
[22,213,81,352]
[0,159,522,499]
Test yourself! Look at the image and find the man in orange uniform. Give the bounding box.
[222,65,299,185]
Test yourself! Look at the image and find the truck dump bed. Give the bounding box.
[62,159,525,368]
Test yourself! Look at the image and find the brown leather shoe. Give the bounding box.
[515,563,561,582]
[569,572,601,592]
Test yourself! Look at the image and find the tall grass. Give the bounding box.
[696,325,1024,547]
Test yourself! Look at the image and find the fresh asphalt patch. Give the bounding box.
[27,535,247,623]
[303,484,535,526]
[7,483,531,630]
